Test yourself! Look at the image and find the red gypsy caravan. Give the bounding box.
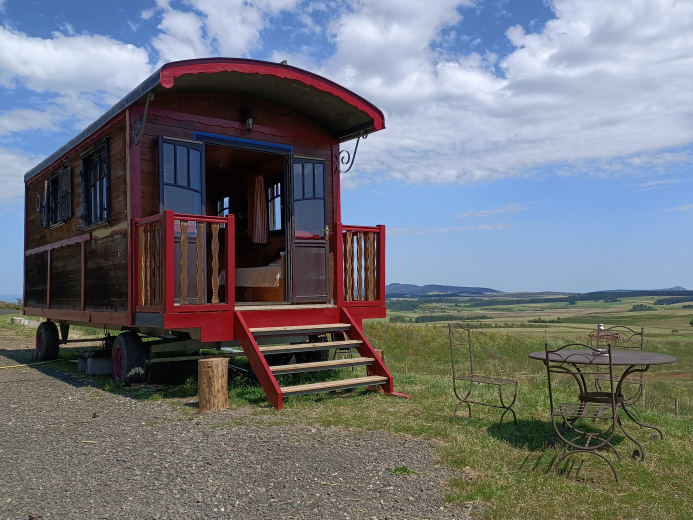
[23,58,398,409]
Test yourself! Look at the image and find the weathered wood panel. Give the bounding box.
[25,253,48,308]
[50,244,81,310]
[25,122,128,251]
[24,122,130,317]
[84,233,128,312]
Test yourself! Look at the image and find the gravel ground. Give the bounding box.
[0,330,474,520]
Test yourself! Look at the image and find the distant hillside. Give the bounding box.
[600,286,687,292]
[386,283,500,298]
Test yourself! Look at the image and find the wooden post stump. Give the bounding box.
[198,358,229,412]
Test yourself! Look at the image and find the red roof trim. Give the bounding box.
[159,58,384,132]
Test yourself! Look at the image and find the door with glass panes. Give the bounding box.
[158,137,205,304]
[291,158,329,302]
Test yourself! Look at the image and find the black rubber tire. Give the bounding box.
[112,332,146,384]
[35,321,60,361]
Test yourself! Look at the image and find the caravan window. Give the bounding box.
[81,138,110,227]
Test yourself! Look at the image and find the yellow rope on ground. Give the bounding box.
[0,360,57,369]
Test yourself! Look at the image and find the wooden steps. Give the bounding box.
[259,339,361,355]
[249,323,351,337]
[270,357,374,375]
[281,376,388,396]
[235,311,394,409]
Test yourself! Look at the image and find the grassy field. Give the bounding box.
[386,295,693,343]
[2,310,693,518]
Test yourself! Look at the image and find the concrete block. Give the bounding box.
[87,356,112,375]
[77,357,87,372]
[10,317,42,327]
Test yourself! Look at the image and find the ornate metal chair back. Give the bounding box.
[449,323,473,383]
[544,340,618,450]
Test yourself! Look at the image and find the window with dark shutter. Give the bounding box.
[81,137,110,227]
[41,166,72,228]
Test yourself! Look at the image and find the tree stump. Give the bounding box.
[198,358,229,412]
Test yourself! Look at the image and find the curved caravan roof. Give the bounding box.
[24,58,386,183]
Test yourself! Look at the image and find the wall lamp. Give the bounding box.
[243,111,255,133]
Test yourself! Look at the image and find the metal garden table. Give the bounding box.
[529,349,676,460]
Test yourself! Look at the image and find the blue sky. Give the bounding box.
[0,0,692,295]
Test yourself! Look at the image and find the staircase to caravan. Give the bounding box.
[234,308,394,410]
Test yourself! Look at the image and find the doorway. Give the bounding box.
[205,144,288,304]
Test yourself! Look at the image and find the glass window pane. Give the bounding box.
[314,163,323,198]
[190,149,201,190]
[176,146,189,186]
[293,163,303,200]
[164,185,200,215]
[102,177,108,220]
[304,163,314,199]
[163,143,175,184]
[294,199,325,239]
[268,195,282,232]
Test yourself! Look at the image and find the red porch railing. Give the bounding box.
[134,210,235,314]
[335,223,385,307]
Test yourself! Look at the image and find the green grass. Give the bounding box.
[256,323,693,519]
[4,316,693,518]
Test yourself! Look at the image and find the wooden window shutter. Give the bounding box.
[41,180,49,229]
[58,167,72,221]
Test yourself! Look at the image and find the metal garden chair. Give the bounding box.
[544,341,620,481]
[589,325,662,440]
[449,324,517,426]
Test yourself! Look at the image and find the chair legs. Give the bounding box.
[452,381,517,426]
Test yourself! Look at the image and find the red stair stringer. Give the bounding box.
[341,308,398,395]
[234,311,283,410]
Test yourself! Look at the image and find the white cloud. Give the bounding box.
[316,0,693,185]
[149,0,303,62]
[388,223,515,236]
[0,25,152,95]
[151,7,210,62]
[0,148,44,200]
[634,179,681,191]
[457,203,525,218]
[665,204,693,212]
[0,109,57,135]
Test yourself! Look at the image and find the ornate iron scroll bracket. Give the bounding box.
[337,133,367,174]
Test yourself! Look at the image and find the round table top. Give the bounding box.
[528,349,677,366]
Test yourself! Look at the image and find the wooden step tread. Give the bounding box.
[281,376,388,396]
[250,323,351,337]
[259,340,361,354]
[271,357,374,374]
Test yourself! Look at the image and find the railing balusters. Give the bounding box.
[135,213,232,311]
[139,225,145,306]
[344,231,354,301]
[154,221,161,306]
[367,232,376,300]
[196,221,204,305]
[341,225,384,304]
[356,231,363,301]
[180,220,189,304]
[211,223,219,304]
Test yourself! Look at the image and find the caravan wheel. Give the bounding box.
[112,332,146,384]
[35,322,60,361]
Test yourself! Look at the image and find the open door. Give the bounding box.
[290,158,329,303]
[158,137,205,304]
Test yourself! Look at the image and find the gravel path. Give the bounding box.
[0,330,473,520]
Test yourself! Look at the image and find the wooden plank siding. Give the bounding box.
[137,92,338,300]
[24,121,130,313]
[49,244,81,310]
